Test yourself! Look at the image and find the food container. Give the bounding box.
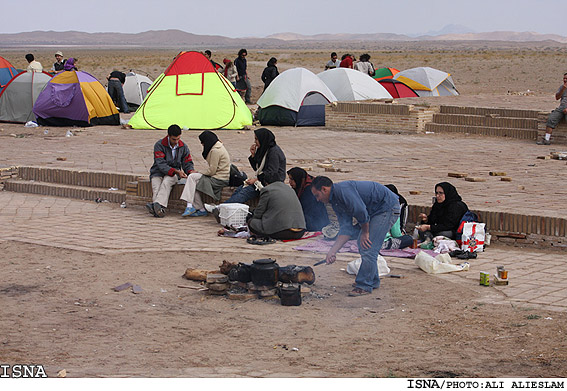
[250,258,279,287]
[480,271,489,286]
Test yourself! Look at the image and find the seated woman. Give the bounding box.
[287,167,330,232]
[417,182,469,240]
[247,181,306,241]
[382,184,413,250]
[225,128,286,204]
[181,130,230,217]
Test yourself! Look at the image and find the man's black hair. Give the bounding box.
[25,53,34,62]
[168,124,182,137]
[204,50,212,56]
[312,176,333,190]
[238,48,247,57]
[331,52,337,58]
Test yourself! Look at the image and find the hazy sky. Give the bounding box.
[2,0,567,37]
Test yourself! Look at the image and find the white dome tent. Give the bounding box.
[257,68,336,126]
[317,68,392,101]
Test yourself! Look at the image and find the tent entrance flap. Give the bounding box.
[296,105,325,126]
[176,73,205,96]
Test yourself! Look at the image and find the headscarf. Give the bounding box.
[287,167,312,198]
[199,130,219,160]
[252,128,276,166]
[64,58,76,71]
[385,184,407,207]
[435,182,462,204]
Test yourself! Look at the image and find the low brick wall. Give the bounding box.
[406,205,567,249]
[126,179,257,213]
[538,111,567,144]
[325,102,438,133]
[16,166,139,190]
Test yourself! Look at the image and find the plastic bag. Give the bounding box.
[346,255,390,277]
[461,222,486,253]
[415,251,470,274]
[24,121,38,128]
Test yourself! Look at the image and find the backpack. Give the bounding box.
[229,164,247,187]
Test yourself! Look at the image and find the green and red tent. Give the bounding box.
[373,67,400,81]
[128,51,252,130]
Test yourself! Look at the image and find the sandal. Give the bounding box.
[348,287,371,297]
[246,236,276,245]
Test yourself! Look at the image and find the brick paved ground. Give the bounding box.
[0,119,565,313]
[1,120,565,217]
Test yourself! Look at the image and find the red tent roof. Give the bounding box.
[378,78,419,98]
[164,51,216,76]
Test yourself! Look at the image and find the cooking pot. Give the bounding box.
[250,258,279,287]
[228,262,252,283]
[278,283,301,306]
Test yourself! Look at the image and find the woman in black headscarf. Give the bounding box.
[287,167,329,231]
[180,130,230,217]
[381,184,413,250]
[261,57,279,90]
[417,182,469,240]
[225,128,286,204]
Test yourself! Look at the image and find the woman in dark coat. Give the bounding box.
[287,167,330,231]
[261,57,279,90]
[224,128,286,204]
[417,182,469,240]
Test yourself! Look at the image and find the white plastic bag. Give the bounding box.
[415,251,470,274]
[346,255,390,277]
[461,222,486,253]
[24,121,38,128]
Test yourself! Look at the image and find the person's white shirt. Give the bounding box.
[325,59,340,70]
[27,61,43,72]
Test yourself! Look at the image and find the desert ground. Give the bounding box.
[1,44,566,378]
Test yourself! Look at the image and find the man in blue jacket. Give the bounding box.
[311,176,400,296]
[147,125,194,217]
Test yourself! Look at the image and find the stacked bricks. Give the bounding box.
[406,205,567,249]
[0,166,18,190]
[325,102,438,133]
[538,111,567,145]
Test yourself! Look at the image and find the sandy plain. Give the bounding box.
[0,44,566,378]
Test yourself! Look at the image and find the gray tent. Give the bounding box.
[0,71,52,123]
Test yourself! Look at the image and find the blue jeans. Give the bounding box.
[224,184,258,204]
[355,206,400,292]
[244,77,252,103]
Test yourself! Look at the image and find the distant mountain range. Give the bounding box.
[1,29,566,47]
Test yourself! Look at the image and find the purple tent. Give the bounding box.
[33,69,119,127]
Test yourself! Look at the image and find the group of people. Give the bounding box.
[145,125,472,297]
[207,49,280,102]
[324,52,376,77]
[24,51,76,74]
